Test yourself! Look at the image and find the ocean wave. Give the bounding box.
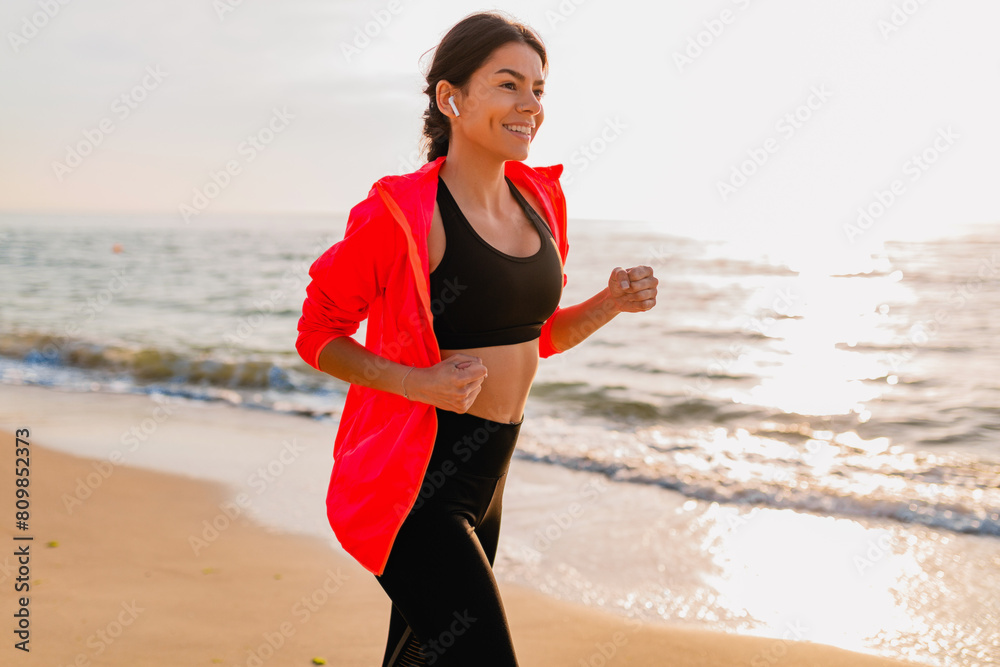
[0,331,307,391]
[4,328,998,540]
[528,381,773,425]
[834,341,976,355]
[514,418,1000,538]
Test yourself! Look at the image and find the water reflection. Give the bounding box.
[698,505,923,657]
[732,268,908,418]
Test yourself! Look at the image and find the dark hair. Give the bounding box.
[419,11,547,163]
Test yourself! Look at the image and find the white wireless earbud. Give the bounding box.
[449,95,460,117]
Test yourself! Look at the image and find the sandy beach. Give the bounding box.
[0,386,927,666]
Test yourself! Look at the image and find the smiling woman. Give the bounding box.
[295,9,657,667]
[370,17,561,665]
[416,20,554,428]
[419,20,546,163]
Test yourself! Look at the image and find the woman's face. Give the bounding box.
[438,41,546,161]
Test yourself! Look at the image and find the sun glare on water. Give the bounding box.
[728,254,909,420]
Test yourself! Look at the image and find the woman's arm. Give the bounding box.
[547,265,657,353]
[317,336,412,397]
[318,336,488,412]
[295,199,394,372]
[546,287,621,354]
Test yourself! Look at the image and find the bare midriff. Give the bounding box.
[436,341,538,424]
[429,182,553,425]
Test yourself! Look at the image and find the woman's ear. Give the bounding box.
[435,81,454,117]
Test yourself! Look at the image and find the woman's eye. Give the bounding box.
[501,82,544,99]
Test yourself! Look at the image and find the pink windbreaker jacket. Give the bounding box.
[295,155,570,576]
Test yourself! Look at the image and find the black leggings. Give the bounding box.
[374,406,523,666]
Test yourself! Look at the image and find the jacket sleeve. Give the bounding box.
[537,275,568,358]
[296,197,396,372]
[536,165,569,359]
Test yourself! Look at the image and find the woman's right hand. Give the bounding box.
[405,354,488,413]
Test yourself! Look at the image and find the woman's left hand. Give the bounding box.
[608,265,658,313]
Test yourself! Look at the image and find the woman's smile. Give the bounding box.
[503,123,533,140]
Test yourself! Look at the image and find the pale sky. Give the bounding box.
[1,0,998,271]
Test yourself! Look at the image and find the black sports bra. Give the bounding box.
[429,175,563,349]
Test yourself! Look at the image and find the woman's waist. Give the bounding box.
[438,340,537,423]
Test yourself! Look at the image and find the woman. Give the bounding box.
[296,10,657,666]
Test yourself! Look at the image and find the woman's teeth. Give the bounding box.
[504,124,531,137]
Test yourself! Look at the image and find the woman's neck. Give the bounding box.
[438,150,511,220]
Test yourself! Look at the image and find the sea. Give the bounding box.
[1,211,998,666]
